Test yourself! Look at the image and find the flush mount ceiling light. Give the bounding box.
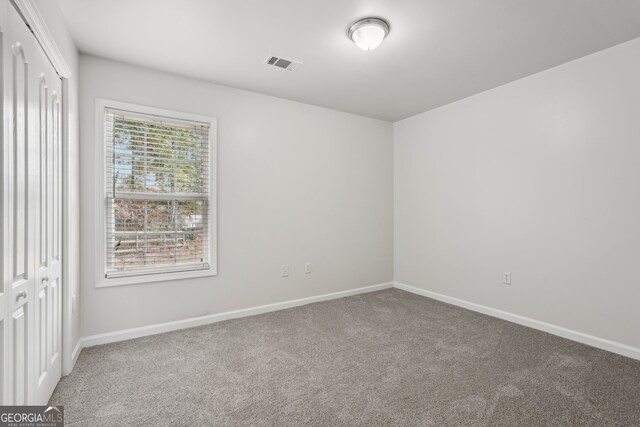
[348,17,390,51]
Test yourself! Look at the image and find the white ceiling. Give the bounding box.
[57,0,640,122]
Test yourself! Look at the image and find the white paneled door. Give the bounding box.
[1,1,63,405]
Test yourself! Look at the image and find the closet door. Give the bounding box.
[0,1,6,405]
[1,1,37,405]
[32,31,63,405]
[1,0,63,405]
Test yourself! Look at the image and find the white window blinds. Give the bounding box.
[104,107,212,278]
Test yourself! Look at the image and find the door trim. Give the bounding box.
[11,0,71,78]
[11,0,76,376]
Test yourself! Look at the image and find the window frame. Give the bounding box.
[94,98,217,287]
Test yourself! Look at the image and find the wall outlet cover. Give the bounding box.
[503,272,512,285]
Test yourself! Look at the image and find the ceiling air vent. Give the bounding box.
[264,55,302,71]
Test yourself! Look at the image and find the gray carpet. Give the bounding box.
[51,288,640,426]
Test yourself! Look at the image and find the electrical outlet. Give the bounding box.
[281,264,289,277]
[503,272,511,285]
[305,262,312,274]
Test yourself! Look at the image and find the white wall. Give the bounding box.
[394,38,640,350]
[34,0,81,373]
[79,55,393,337]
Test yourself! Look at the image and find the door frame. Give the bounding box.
[11,0,75,376]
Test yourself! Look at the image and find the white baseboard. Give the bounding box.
[72,280,639,367]
[79,282,393,350]
[394,282,640,361]
[71,340,83,367]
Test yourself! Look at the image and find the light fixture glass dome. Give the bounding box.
[348,18,390,51]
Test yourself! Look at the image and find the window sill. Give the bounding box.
[95,266,217,288]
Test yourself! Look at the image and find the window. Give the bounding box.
[96,99,216,286]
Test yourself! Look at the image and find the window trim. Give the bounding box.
[94,98,217,287]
